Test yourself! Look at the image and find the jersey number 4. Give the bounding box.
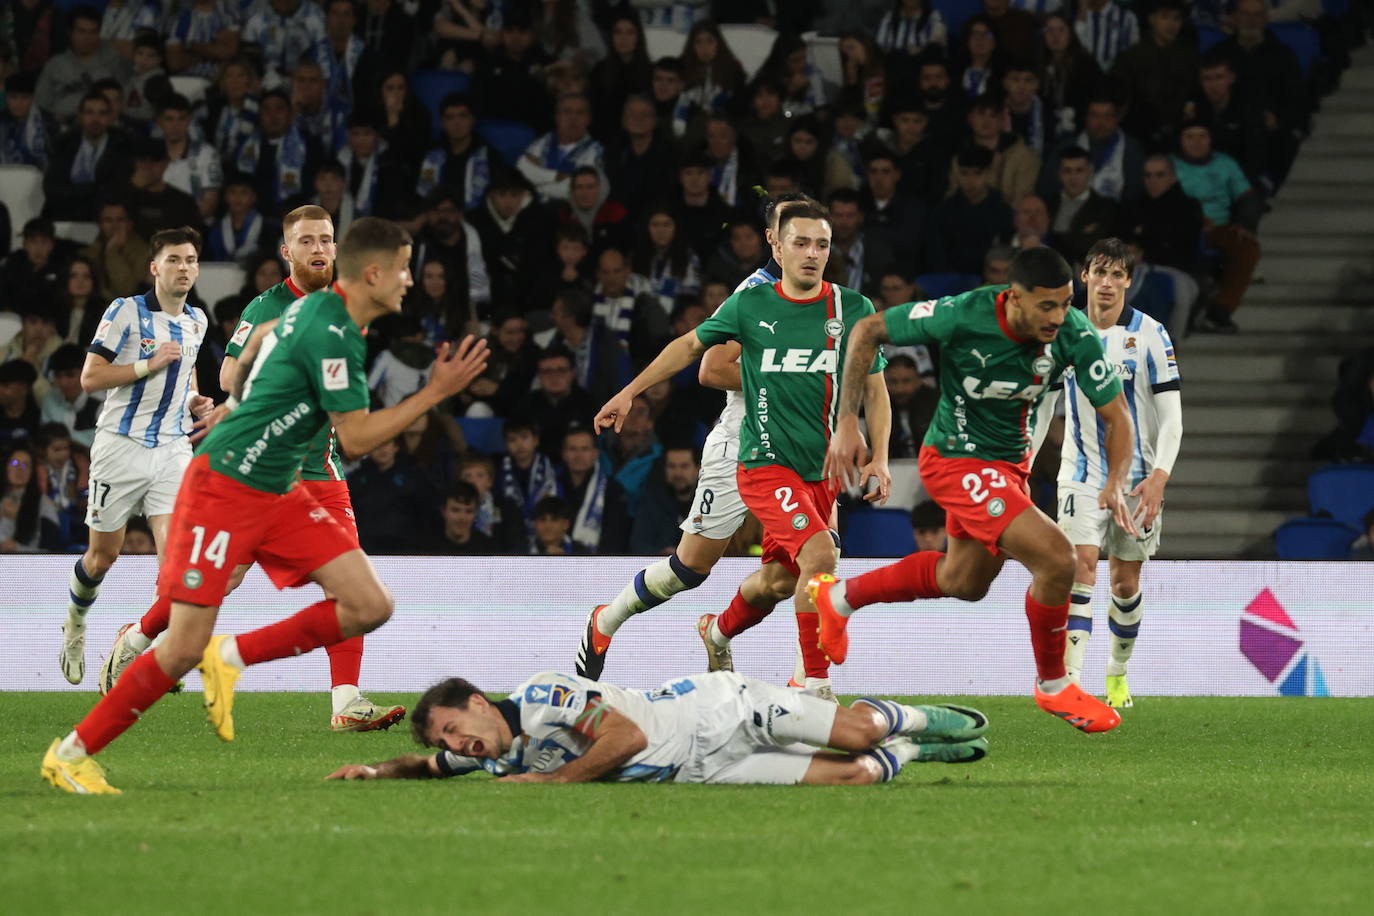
[188,526,231,569]
[961,468,1007,505]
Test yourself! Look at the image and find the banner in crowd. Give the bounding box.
[2,557,1369,697]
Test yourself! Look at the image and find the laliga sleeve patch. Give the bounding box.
[322,357,348,390]
[230,320,253,347]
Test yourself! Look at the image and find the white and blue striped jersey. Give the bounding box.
[88,292,206,449]
[1076,4,1141,72]
[713,260,781,434]
[1057,307,1179,489]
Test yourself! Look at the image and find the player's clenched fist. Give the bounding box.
[824,414,870,491]
[148,340,183,370]
[428,335,489,396]
[594,390,634,434]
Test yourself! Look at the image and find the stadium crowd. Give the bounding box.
[0,0,1360,556]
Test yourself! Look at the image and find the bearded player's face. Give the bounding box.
[1008,284,1073,343]
[282,219,335,292]
[778,217,831,291]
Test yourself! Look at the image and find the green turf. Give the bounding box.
[4,693,1372,915]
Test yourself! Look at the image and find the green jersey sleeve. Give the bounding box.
[299,317,370,414]
[1065,310,1122,408]
[224,292,280,359]
[695,291,742,347]
[861,296,887,374]
[882,296,959,347]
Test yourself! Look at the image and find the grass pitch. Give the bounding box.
[3,692,1371,915]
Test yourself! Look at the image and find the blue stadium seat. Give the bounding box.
[934,0,984,40]
[1271,23,1321,77]
[477,119,537,165]
[411,70,471,138]
[915,273,982,299]
[1323,0,1350,16]
[1273,518,1359,559]
[843,507,916,558]
[1196,25,1227,53]
[457,417,506,455]
[1307,464,1374,528]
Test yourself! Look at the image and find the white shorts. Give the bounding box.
[680,424,748,540]
[1056,480,1162,562]
[85,430,193,532]
[676,673,837,785]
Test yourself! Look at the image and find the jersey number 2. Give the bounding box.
[961,469,1007,504]
[774,487,799,512]
[189,526,231,569]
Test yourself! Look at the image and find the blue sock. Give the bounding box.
[862,745,903,782]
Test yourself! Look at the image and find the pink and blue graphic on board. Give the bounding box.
[1239,589,1330,697]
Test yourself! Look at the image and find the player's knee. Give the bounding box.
[83,548,117,578]
[350,583,394,631]
[1111,570,1140,598]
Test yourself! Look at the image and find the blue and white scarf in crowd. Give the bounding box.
[1079,128,1125,200]
[338,142,386,215]
[313,34,366,107]
[416,144,491,209]
[210,210,263,262]
[237,121,308,203]
[566,462,608,552]
[540,134,599,173]
[500,452,559,530]
[961,67,990,100]
[216,96,259,164]
[711,149,740,208]
[70,135,107,183]
[1,109,50,168]
[1010,96,1046,156]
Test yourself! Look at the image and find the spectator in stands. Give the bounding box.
[557,165,631,256]
[206,57,260,167]
[1312,346,1374,462]
[348,437,437,554]
[311,160,356,237]
[604,393,662,506]
[40,342,100,447]
[885,353,938,460]
[0,302,61,398]
[875,0,947,57]
[245,252,285,295]
[1110,0,1197,147]
[400,407,466,495]
[1,71,54,168]
[556,427,631,554]
[647,55,701,146]
[338,116,406,218]
[157,94,223,222]
[954,15,1003,101]
[2,218,62,312]
[670,150,734,263]
[706,221,767,291]
[405,259,479,345]
[0,360,41,447]
[516,345,597,459]
[927,146,1014,275]
[679,20,745,113]
[1074,0,1138,72]
[1009,193,1050,250]
[914,51,961,147]
[43,88,129,221]
[604,93,675,225]
[122,31,170,129]
[1042,94,1145,203]
[415,94,493,209]
[163,0,240,80]
[702,114,759,211]
[57,256,100,344]
[368,315,433,407]
[881,98,950,205]
[469,169,556,311]
[533,286,623,406]
[1184,54,1268,187]
[458,453,524,552]
[1113,154,1203,272]
[738,77,790,170]
[315,0,371,109]
[410,186,491,321]
[1001,59,1048,157]
[241,0,326,87]
[629,445,700,555]
[758,31,829,117]
[784,116,859,201]
[32,420,81,549]
[860,148,927,273]
[982,244,1013,285]
[1047,147,1117,266]
[371,70,431,164]
[528,495,579,554]
[590,11,652,139]
[290,58,347,157]
[634,208,703,314]
[1120,234,1183,327]
[473,9,554,131]
[592,247,665,359]
[518,92,604,203]
[983,0,1037,62]
[425,482,495,555]
[499,417,559,537]
[876,271,919,312]
[911,500,947,551]
[0,437,59,552]
[35,6,127,123]
[824,189,895,298]
[208,173,271,265]
[239,88,323,219]
[1037,12,1103,145]
[121,517,156,554]
[951,94,1040,204]
[123,139,203,239]
[1172,120,1261,333]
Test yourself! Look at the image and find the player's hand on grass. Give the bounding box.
[858,458,891,505]
[594,390,635,434]
[1100,482,1139,537]
[325,764,380,780]
[189,402,232,444]
[824,415,869,491]
[497,772,560,783]
[428,335,489,396]
[1129,470,1168,529]
[148,341,183,371]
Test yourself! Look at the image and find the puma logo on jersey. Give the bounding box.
[758,320,778,334]
[971,348,990,368]
[327,324,347,338]
[961,376,1047,401]
[760,348,838,374]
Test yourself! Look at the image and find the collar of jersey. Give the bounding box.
[284,276,306,298]
[771,280,830,304]
[994,289,1031,343]
[1114,305,1137,327]
[495,698,521,737]
[140,288,164,312]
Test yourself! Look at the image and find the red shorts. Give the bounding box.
[300,479,358,542]
[919,445,1033,555]
[737,464,836,577]
[157,455,359,605]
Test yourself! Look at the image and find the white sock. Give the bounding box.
[219,636,245,670]
[887,739,922,766]
[126,624,152,653]
[599,555,706,637]
[830,580,855,617]
[67,559,102,624]
[1065,582,1094,682]
[56,730,88,762]
[708,618,730,647]
[331,684,361,715]
[1106,591,1143,677]
[791,647,805,685]
[804,676,831,691]
[1039,675,1072,694]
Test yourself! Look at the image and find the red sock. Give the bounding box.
[1025,591,1070,682]
[138,594,172,639]
[74,652,176,755]
[325,636,364,688]
[844,551,944,610]
[717,592,772,638]
[795,612,830,679]
[236,600,344,667]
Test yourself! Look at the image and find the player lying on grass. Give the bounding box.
[327,671,987,786]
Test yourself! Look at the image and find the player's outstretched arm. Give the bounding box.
[326,754,443,781]
[332,336,489,458]
[698,341,742,391]
[498,699,647,784]
[594,330,708,433]
[824,313,889,488]
[80,344,182,393]
[1130,389,1181,528]
[1095,393,1139,536]
[857,370,892,504]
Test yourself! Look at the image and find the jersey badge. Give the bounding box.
[140,337,158,356]
[230,320,252,347]
[183,569,203,588]
[758,320,778,334]
[1031,355,1055,376]
[1124,336,1137,351]
[321,357,348,390]
[790,512,808,530]
[987,498,1006,517]
[824,318,844,339]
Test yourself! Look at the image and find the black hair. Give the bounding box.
[538,344,575,367]
[69,6,103,29]
[156,93,192,116]
[410,677,485,745]
[337,217,412,281]
[1059,145,1091,165]
[532,495,573,521]
[886,353,918,372]
[0,439,41,545]
[911,500,945,530]
[1008,247,1074,291]
[653,56,686,76]
[1083,237,1137,279]
[553,286,593,327]
[439,92,475,116]
[445,481,480,506]
[503,417,538,437]
[956,145,994,171]
[149,226,203,258]
[48,343,86,374]
[775,201,830,240]
[762,190,816,230]
[968,93,1002,115]
[827,188,862,209]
